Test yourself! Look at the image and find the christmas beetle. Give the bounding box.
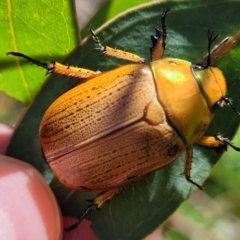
[8,8,240,230]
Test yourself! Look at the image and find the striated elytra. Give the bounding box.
[7,9,240,230]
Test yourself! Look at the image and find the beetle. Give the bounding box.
[8,8,240,230]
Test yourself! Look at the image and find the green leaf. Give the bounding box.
[0,0,79,104]
[6,1,240,239]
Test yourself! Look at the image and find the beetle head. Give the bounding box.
[191,30,240,118]
[192,66,227,111]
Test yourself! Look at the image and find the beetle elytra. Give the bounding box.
[8,8,240,231]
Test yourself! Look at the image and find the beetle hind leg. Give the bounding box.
[184,146,203,190]
[65,188,122,231]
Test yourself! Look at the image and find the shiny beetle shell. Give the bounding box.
[7,8,240,230]
[39,59,226,191]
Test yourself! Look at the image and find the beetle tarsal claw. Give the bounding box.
[65,203,97,231]
[7,52,52,71]
[216,134,240,151]
[64,189,121,231]
[90,29,105,52]
[186,177,203,190]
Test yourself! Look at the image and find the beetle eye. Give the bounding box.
[191,63,206,71]
[212,101,220,111]
[212,98,226,111]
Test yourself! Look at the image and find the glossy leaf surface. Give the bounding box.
[1,0,78,104]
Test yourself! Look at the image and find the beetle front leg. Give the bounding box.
[65,188,122,231]
[90,30,146,63]
[184,134,240,190]
[197,135,227,151]
[91,7,171,63]
[197,134,240,152]
[7,52,99,79]
[184,146,203,190]
[150,7,170,61]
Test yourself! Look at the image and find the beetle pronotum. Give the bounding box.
[8,8,240,231]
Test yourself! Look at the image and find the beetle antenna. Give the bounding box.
[206,30,219,67]
[192,30,218,70]
[7,52,54,74]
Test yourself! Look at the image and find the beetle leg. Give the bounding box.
[197,134,240,152]
[90,29,146,63]
[65,188,122,231]
[184,146,203,190]
[184,135,240,190]
[197,135,227,151]
[7,52,98,79]
[150,8,170,61]
[65,202,96,231]
[49,62,98,78]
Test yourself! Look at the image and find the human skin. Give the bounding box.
[0,123,97,240]
[0,123,161,240]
